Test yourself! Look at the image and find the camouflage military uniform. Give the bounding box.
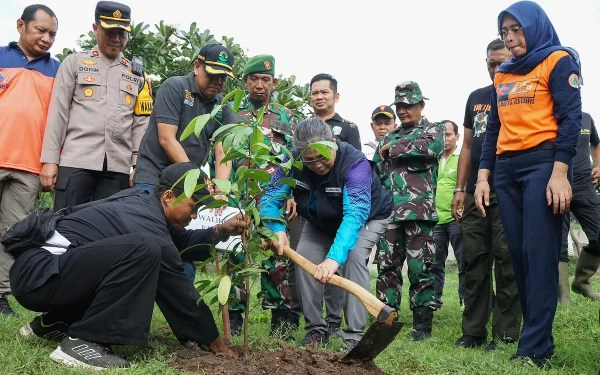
[373,113,445,311]
[228,98,296,312]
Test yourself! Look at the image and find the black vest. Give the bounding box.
[292,142,392,234]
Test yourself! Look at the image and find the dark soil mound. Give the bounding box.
[172,343,385,375]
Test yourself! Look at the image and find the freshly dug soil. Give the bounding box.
[172,343,386,375]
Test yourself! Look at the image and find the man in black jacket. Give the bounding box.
[11,162,246,370]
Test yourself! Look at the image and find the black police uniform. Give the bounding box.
[560,112,600,260]
[10,189,220,346]
[324,113,362,151]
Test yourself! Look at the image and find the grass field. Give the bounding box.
[1,259,599,375]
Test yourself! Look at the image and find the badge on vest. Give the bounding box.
[325,187,342,194]
[332,126,342,136]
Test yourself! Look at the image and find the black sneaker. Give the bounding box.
[19,315,68,341]
[327,322,340,337]
[454,335,486,348]
[0,294,16,316]
[485,338,515,352]
[300,330,329,346]
[50,337,130,370]
[229,310,243,336]
[341,339,359,353]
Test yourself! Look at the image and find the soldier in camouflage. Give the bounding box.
[373,81,445,341]
[226,54,301,338]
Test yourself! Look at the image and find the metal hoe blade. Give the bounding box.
[341,320,403,363]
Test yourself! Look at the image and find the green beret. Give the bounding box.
[243,54,275,77]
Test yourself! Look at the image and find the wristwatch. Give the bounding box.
[453,188,465,194]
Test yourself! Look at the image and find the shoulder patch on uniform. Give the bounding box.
[568,74,580,88]
[349,122,357,128]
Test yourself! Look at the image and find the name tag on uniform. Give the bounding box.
[325,187,342,194]
[269,119,291,134]
[295,180,310,190]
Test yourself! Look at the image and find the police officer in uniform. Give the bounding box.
[309,73,361,151]
[40,1,153,210]
[225,54,302,338]
[12,163,245,370]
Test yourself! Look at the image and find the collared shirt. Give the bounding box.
[41,46,149,174]
[134,73,235,185]
[0,42,60,174]
[323,113,362,150]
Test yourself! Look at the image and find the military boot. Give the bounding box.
[228,310,243,336]
[410,306,433,341]
[558,261,572,305]
[571,249,600,300]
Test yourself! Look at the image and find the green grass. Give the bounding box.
[1,259,599,375]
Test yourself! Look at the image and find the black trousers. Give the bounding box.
[54,166,129,211]
[560,182,600,261]
[16,234,219,346]
[461,192,521,341]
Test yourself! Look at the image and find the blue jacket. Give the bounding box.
[260,141,392,265]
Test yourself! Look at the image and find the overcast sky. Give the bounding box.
[1,0,598,147]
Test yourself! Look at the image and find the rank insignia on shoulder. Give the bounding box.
[82,59,97,65]
[349,122,357,128]
[121,57,129,66]
[91,51,100,57]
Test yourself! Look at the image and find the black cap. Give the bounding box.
[197,44,234,78]
[95,1,131,32]
[371,105,396,120]
[159,163,212,202]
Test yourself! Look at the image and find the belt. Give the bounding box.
[498,141,554,159]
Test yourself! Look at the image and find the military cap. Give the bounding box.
[392,81,429,105]
[159,162,211,202]
[243,54,275,77]
[95,1,132,32]
[371,105,396,120]
[197,44,234,78]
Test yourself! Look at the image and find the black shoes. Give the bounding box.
[300,330,329,346]
[454,335,486,348]
[229,310,243,336]
[269,310,299,340]
[20,314,68,342]
[50,336,130,370]
[0,294,16,316]
[327,322,341,337]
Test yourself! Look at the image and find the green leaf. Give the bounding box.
[180,116,198,141]
[244,169,271,184]
[169,169,192,192]
[251,207,260,227]
[210,104,223,118]
[211,123,243,142]
[212,179,231,195]
[251,125,264,146]
[235,166,248,180]
[277,177,296,188]
[221,89,242,104]
[233,90,244,112]
[194,114,212,137]
[184,168,201,198]
[217,275,231,305]
[199,199,228,211]
[308,140,337,160]
[293,160,304,171]
[256,106,266,125]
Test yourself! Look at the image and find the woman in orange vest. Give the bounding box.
[475,0,582,369]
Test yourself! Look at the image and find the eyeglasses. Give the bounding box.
[301,155,327,164]
[499,25,523,40]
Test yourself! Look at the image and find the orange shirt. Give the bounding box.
[0,43,59,174]
[494,50,569,154]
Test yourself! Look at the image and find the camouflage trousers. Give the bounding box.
[376,220,437,311]
[228,251,294,312]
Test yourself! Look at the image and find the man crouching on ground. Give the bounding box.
[10,162,245,370]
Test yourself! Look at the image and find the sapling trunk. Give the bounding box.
[242,228,250,359]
